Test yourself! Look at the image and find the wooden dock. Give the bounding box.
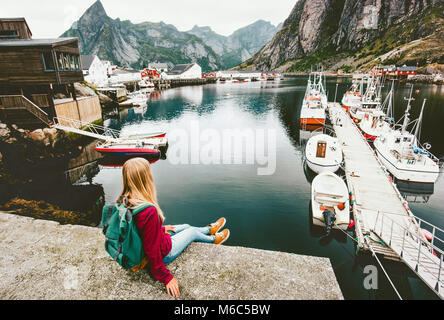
[327,102,443,298]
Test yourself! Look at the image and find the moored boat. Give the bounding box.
[95,142,160,157]
[311,172,350,232]
[374,87,440,184]
[300,72,328,128]
[305,134,342,174]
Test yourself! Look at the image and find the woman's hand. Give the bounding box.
[164,225,176,234]
[166,278,180,298]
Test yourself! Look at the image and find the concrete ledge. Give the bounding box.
[0,213,343,300]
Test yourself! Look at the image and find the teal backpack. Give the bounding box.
[101,197,154,272]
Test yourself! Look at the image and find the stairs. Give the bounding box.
[0,95,52,130]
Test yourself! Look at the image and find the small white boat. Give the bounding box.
[305,134,342,174]
[374,87,440,184]
[311,172,350,232]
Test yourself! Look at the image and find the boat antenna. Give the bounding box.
[402,85,415,134]
[413,99,426,141]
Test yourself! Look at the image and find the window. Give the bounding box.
[316,142,327,158]
[41,51,55,71]
[0,30,18,38]
[57,52,64,70]
[63,54,70,70]
[55,52,81,71]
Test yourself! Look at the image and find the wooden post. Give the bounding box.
[71,83,81,122]
[48,84,56,120]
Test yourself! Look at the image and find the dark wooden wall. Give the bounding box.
[0,45,84,85]
[0,20,32,39]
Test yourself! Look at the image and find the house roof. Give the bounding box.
[81,55,96,70]
[149,62,168,69]
[397,66,417,71]
[0,17,32,37]
[0,37,78,48]
[168,63,196,75]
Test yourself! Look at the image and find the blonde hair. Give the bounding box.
[119,158,165,222]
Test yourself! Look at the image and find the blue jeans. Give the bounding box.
[163,224,215,265]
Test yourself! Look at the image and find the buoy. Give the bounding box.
[338,203,345,211]
[421,229,433,242]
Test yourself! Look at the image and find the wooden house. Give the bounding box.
[0,18,101,130]
[0,18,32,40]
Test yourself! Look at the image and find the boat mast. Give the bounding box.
[385,79,395,118]
[401,85,415,134]
[414,99,426,142]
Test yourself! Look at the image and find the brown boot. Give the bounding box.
[214,229,230,245]
[209,217,226,235]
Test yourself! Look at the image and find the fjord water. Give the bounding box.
[93,77,443,300]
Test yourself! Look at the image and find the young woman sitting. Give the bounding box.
[119,157,230,297]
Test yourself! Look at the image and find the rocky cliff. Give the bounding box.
[242,0,444,72]
[61,1,222,71]
[62,1,282,71]
[188,20,282,68]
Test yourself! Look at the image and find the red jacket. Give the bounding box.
[134,207,173,286]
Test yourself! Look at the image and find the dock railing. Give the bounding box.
[372,211,443,298]
[0,95,51,125]
[53,117,120,142]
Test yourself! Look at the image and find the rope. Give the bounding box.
[369,245,403,300]
[334,223,403,299]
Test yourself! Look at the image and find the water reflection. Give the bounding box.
[396,180,435,203]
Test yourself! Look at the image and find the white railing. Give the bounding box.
[0,95,51,125]
[53,117,121,141]
[372,211,443,297]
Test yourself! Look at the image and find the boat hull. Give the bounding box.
[300,118,326,127]
[94,147,160,158]
[306,159,340,175]
[374,145,439,184]
[311,172,350,231]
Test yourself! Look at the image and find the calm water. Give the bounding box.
[78,77,444,300]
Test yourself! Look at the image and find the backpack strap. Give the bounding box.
[102,204,114,235]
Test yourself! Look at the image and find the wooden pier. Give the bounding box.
[327,102,443,299]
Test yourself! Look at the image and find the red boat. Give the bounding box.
[95,143,161,157]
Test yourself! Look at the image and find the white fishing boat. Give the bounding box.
[311,172,350,232]
[305,134,342,174]
[300,72,328,129]
[119,91,148,107]
[374,87,440,184]
[341,76,365,112]
[349,76,382,123]
[359,80,395,141]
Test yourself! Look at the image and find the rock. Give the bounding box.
[0,212,343,300]
[74,83,96,97]
[26,129,45,142]
[43,128,59,146]
[250,0,443,71]
[0,127,11,140]
[98,92,113,104]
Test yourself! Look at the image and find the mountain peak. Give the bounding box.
[83,0,108,19]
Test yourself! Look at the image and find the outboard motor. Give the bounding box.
[323,209,336,236]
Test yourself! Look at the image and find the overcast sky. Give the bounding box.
[2,0,297,38]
